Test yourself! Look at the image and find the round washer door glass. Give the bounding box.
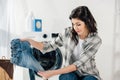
[33,48,63,70]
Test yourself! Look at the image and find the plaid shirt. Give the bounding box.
[41,27,102,80]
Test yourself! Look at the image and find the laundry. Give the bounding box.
[10,39,44,72]
[10,39,45,80]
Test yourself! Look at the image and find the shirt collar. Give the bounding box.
[84,32,97,42]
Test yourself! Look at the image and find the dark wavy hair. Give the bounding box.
[69,6,97,45]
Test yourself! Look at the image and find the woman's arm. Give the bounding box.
[21,38,44,51]
[53,64,77,75]
[38,64,77,79]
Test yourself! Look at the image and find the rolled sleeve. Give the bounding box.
[40,33,64,54]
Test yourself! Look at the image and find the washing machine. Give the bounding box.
[13,32,64,80]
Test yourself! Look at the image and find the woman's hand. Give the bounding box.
[37,70,55,79]
[37,65,77,79]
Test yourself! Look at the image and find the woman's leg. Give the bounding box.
[59,72,78,80]
[82,75,98,80]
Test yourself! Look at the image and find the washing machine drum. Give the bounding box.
[33,48,63,70]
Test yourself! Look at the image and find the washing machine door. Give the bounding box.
[33,48,63,70]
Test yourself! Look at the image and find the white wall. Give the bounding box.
[13,0,115,80]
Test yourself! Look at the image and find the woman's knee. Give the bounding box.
[83,75,98,80]
[59,72,78,80]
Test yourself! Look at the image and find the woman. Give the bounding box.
[22,6,102,80]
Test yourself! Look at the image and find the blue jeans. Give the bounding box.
[59,72,98,80]
[10,39,44,80]
[10,39,44,72]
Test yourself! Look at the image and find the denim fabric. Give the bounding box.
[59,72,97,80]
[29,69,35,80]
[59,72,78,80]
[83,75,97,80]
[10,39,44,72]
[10,39,45,80]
